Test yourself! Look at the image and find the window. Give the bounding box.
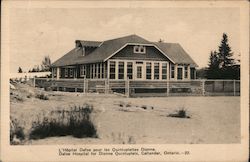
[137,66,142,79]
[133,45,146,54]
[171,65,175,79]
[93,64,96,78]
[100,63,103,79]
[154,63,159,79]
[103,63,106,78]
[90,65,93,78]
[118,62,124,79]
[80,65,86,77]
[184,65,188,78]
[97,63,100,78]
[127,62,133,79]
[162,63,167,80]
[69,68,73,77]
[65,68,68,77]
[177,67,183,80]
[146,62,151,79]
[190,68,195,79]
[109,61,116,79]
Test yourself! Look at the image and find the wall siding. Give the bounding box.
[111,45,171,62]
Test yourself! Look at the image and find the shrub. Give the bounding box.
[29,104,97,140]
[36,93,49,100]
[167,108,190,118]
[10,118,25,145]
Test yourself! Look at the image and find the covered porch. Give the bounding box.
[51,59,196,81]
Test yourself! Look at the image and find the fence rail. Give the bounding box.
[34,78,240,97]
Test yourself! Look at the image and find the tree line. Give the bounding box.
[18,55,51,73]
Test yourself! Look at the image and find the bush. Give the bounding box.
[167,108,190,118]
[36,93,49,100]
[29,104,97,139]
[10,118,25,145]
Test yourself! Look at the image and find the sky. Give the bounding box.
[9,7,240,73]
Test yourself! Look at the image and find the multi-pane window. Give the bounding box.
[65,68,68,78]
[184,65,188,78]
[118,62,124,79]
[100,63,103,79]
[69,68,73,77]
[109,61,116,79]
[80,65,86,77]
[162,63,167,80]
[97,63,100,78]
[133,45,146,54]
[137,66,142,79]
[127,62,133,79]
[103,63,106,78]
[171,64,175,79]
[190,68,195,79]
[154,63,159,79]
[146,62,151,79]
[90,65,93,78]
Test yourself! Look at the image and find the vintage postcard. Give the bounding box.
[1,0,249,161]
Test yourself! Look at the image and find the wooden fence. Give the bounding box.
[34,78,240,97]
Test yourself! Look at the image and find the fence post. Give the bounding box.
[167,80,170,96]
[105,79,109,94]
[126,79,130,97]
[33,77,36,87]
[233,80,236,96]
[202,80,205,96]
[84,79,88,94]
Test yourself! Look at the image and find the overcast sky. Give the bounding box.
[9,7,240,73]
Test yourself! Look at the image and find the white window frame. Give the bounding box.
[65,68,68,78]
[133,45,146,54]
[69,68,73,77]
[80,65,86,77]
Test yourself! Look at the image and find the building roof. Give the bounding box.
[77,40,102,47]
[52,34,198,67]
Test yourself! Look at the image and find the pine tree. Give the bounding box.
[207,51,220,79]
[218,33,234,68]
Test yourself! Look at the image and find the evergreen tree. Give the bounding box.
[41,55,51,71]
[18,67,23,73]
[207,51,220,79]
[218,33,234,68]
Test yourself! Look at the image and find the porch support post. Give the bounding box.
[115,60,118,80]
[107,60,110,79]
[167,62,170,80]
[174,64,178,80]
[124,61,127,80]
[187,65,191,80]
[159,62,162,80]
[56,67,60,80]
[182,65,185,80]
